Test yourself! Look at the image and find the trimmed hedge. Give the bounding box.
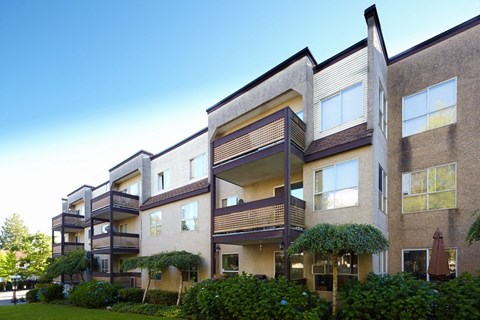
[68,280,120,308]
[26,288,40,302]
[118,287,178,305]
[182,273,329,320]
[37,283,64,302]
[118,288,143,303]
[110,302,182,318]
[435,273,480,320]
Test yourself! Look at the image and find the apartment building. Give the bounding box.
[51,5,480,294]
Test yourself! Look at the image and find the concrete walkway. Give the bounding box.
[0,289,29,306]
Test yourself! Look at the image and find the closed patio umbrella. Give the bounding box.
[428,228,450,279]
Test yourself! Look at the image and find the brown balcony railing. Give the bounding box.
[92,232,140,250]
[52,212,85,229]
[91,272,141,287]
[214,196,305,234]
[52,242,84,255]
[213,108,305,165]
[91,191,139,213]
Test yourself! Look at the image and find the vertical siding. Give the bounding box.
[313,47,368,140]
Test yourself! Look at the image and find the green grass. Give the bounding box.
[0,303,184,320]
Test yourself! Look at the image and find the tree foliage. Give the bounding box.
[45,250,89,284]
[121,250,202,305]
[0,213,29,252]
[288,223,388,318]
[466,209,480,245]
[20,232,52,278]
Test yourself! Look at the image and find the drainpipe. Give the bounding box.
[283,108,292,280]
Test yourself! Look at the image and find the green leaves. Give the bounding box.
[121,250,202,272]
[466,209,480,245]
[44,249,89,281]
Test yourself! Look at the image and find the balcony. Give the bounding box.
[91,191,139,220]
[91,232,140,254]
[52,212,85,232]
[213,196,305,243]
[91,272,141,287]
[52,242,85,256]
[213,107,305,164]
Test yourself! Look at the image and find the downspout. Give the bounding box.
[283,108,292,280]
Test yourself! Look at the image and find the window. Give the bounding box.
[100,258,109,273]
[182,270,198,282]
[379,85,387,136]
[295,109,304,121]
[274,182,304,200]
[314,159,358,210]
[222,253,239,277]
[121,182,139,196]
[119,224,127,233]
[403,78,456,137]
[221,196,238,207]
[149,212,162,236]
[376,251,388,275]
[74,234,80,243]
[157,169,170,192]
[379,165,387,213]
[290,254,305,280]
[403,248,457,281]
[402,163,456,213]
[190,153,207,179]
[150,271,162,280]
[321,82,363,131]
[312,253,358,291]
[181,202,198,231]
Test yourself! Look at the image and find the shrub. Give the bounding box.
[339,273,436,319]
[182,273,329,320]
[435,273,480,320]
[110,302,182,318]
[68,280,120,308]
[26,288,39,302]
[37,283,64,302]
[118,287,144,303]
[146,290,178,305]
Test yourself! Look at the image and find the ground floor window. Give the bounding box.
[100,258,109,273]
[182,270,198,282]
[312,253,358,291]
[402,248,457,280]
[274,251,305,280]
[222,253,239,277]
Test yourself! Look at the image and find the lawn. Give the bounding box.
[0,303,183,320]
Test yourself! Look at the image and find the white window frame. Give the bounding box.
[313,158,359,211]
[149,211,162,236]
[320,82,364,132]
[402,163,456,213]
[190,153,207,179]
[402,78,457,137]
[402,248,457,281]
[100,258,109,273]
[157,169,170,192]
[379,164,387,214]
[221,253,239,276]
[312,252,359,291]
[379,84,387,137]
[221,196,238,207]
[181,201,198,231]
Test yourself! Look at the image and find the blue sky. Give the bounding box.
[0,0,478,234]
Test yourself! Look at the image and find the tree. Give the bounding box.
[44,250,89,284]
[0,213,29,252]
[0,251,19,280]
[20,232,52,278]
[122,250,202,305]
[466,209,480,245]
[288,223,388,318]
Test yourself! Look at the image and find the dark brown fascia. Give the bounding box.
[67,184,94,197]
[150,127,208,160]
[313,38,368,73]
[389,14,480,65]
[109,150,153,172]
[140,178,210,210]
[206,47,318,114]
[364,4,389,62]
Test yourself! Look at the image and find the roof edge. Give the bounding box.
[389,14,480,65]
[151,127,208,160]
[364,4,389,62]
[109,150,153,172]
[67,184,94,197]
[206,47,317,114]
[314,38,368,73]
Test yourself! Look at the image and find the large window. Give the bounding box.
[222,253,239,277]
[190,153,207,179]
[149,212,162,236]
[379,85,387,136]
[321,82,363,131]
[158,169,170,192]
[402,163,456,213]
[403,248,457,281]
[181,201,198,231]
[100,258,109,273]
[379,165,387,213]
[402,78,456,137]
[274,181,304,200]
[221,196,238,207]
[312,253,358,291]
[314,159,358,210]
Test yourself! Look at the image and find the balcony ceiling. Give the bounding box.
[216,152,304,186]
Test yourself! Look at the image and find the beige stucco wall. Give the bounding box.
[115,173,141,193]
[150,132,208,196]
[387,24,480,275]
[303,145,374,227]
[139,193,211,292]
